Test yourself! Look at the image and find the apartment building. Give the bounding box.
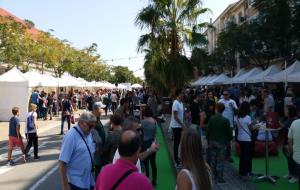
[206,0,259,70]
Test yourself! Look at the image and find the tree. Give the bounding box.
[136,0,209,94]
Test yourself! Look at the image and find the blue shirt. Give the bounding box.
[31,92,39,104]
[9,116,20,137]
[59,125,95,188]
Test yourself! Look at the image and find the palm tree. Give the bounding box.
[136,0,210,94]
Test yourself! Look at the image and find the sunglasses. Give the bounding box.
[223,93,229,96]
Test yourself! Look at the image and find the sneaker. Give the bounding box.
[7,160,15,166]
[34,156,41,160]
[288,177,298,183]
[25,154,31,159]
[283,174,291,180]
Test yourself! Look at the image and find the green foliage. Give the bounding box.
[0,15,141,83]
[136,0,209,94]
[110,66,143,84]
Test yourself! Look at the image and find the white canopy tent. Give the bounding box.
[265,60,300,83]
[287,72,300,82]
[231,67,263,84]
[247,65,281,83]
[131,83,143,88]
[207,74,231,85]
[24,71,58,87]
[191,76,208,86]
[224,68,247,84]
[0,67,29,121]
[201,75,218,85]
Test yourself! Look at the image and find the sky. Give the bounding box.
[0,0,237,79]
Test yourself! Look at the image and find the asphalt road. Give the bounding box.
[0,117,110,190]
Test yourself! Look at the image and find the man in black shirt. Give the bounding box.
[190,94,202,137]
[47,92,54,120]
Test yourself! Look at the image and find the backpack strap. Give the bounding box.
[110,170,135,190]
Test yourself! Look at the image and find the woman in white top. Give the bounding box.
[235,101,255,180]
[176,128,212,190]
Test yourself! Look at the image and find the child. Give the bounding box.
[7,107,27,165]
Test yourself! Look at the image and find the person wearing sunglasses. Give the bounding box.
[59,112,97,190]
[218,90,238,163]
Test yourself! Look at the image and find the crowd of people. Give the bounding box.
[6,84,300,190]
[169,85,300,189]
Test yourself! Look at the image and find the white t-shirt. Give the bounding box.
[235,115,252,142]
[25,111,37,134]
[113,149,142,173]
[288,119,300,164]
[111,93,118,102]
[170,100,184,128]
[218,98,237,128]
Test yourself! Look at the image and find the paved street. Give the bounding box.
[0,113,110,190]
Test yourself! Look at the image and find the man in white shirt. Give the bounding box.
[170,89,185,168]
[218,90,237,162]
[288,118,300,186]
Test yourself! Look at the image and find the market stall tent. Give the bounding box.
[247,65,281,83]
[0,67,29,121]
[265,60,300,83]
[131,83,143,88]
[224,68,247,84]
[207,74,231,85]
[191,76,208,86]
[231,67,263,84]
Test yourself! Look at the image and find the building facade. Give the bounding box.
[206,0,259,70]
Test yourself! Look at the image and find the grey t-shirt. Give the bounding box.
[141,119,157,142]
[9,116,20,137]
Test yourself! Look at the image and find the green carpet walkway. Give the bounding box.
[232,150,298,190]
[152,126,177,190]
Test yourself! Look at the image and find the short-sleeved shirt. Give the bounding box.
[288,119,300,164]
[235,115,252,142]
[170,100,184,128]
[58,125,96,189]
[31,92,39,104]
[9,116,20,137]
[95,159,152,190]
[218,98,237,128]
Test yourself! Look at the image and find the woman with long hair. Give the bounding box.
[176,128,212,190]
[235,101,254,180]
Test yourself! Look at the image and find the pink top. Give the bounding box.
[94,159,152,190]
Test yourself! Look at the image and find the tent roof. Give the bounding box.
[224,68,247,84]
[265,60,300,83]
[207,74,231,85]
[0,67,27,82]
[287,69,300,82]
[201,75,218,85]
[231,67,263,84]
[131,83,143,88]
[191,76,209,86]
[247,65,281,83]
